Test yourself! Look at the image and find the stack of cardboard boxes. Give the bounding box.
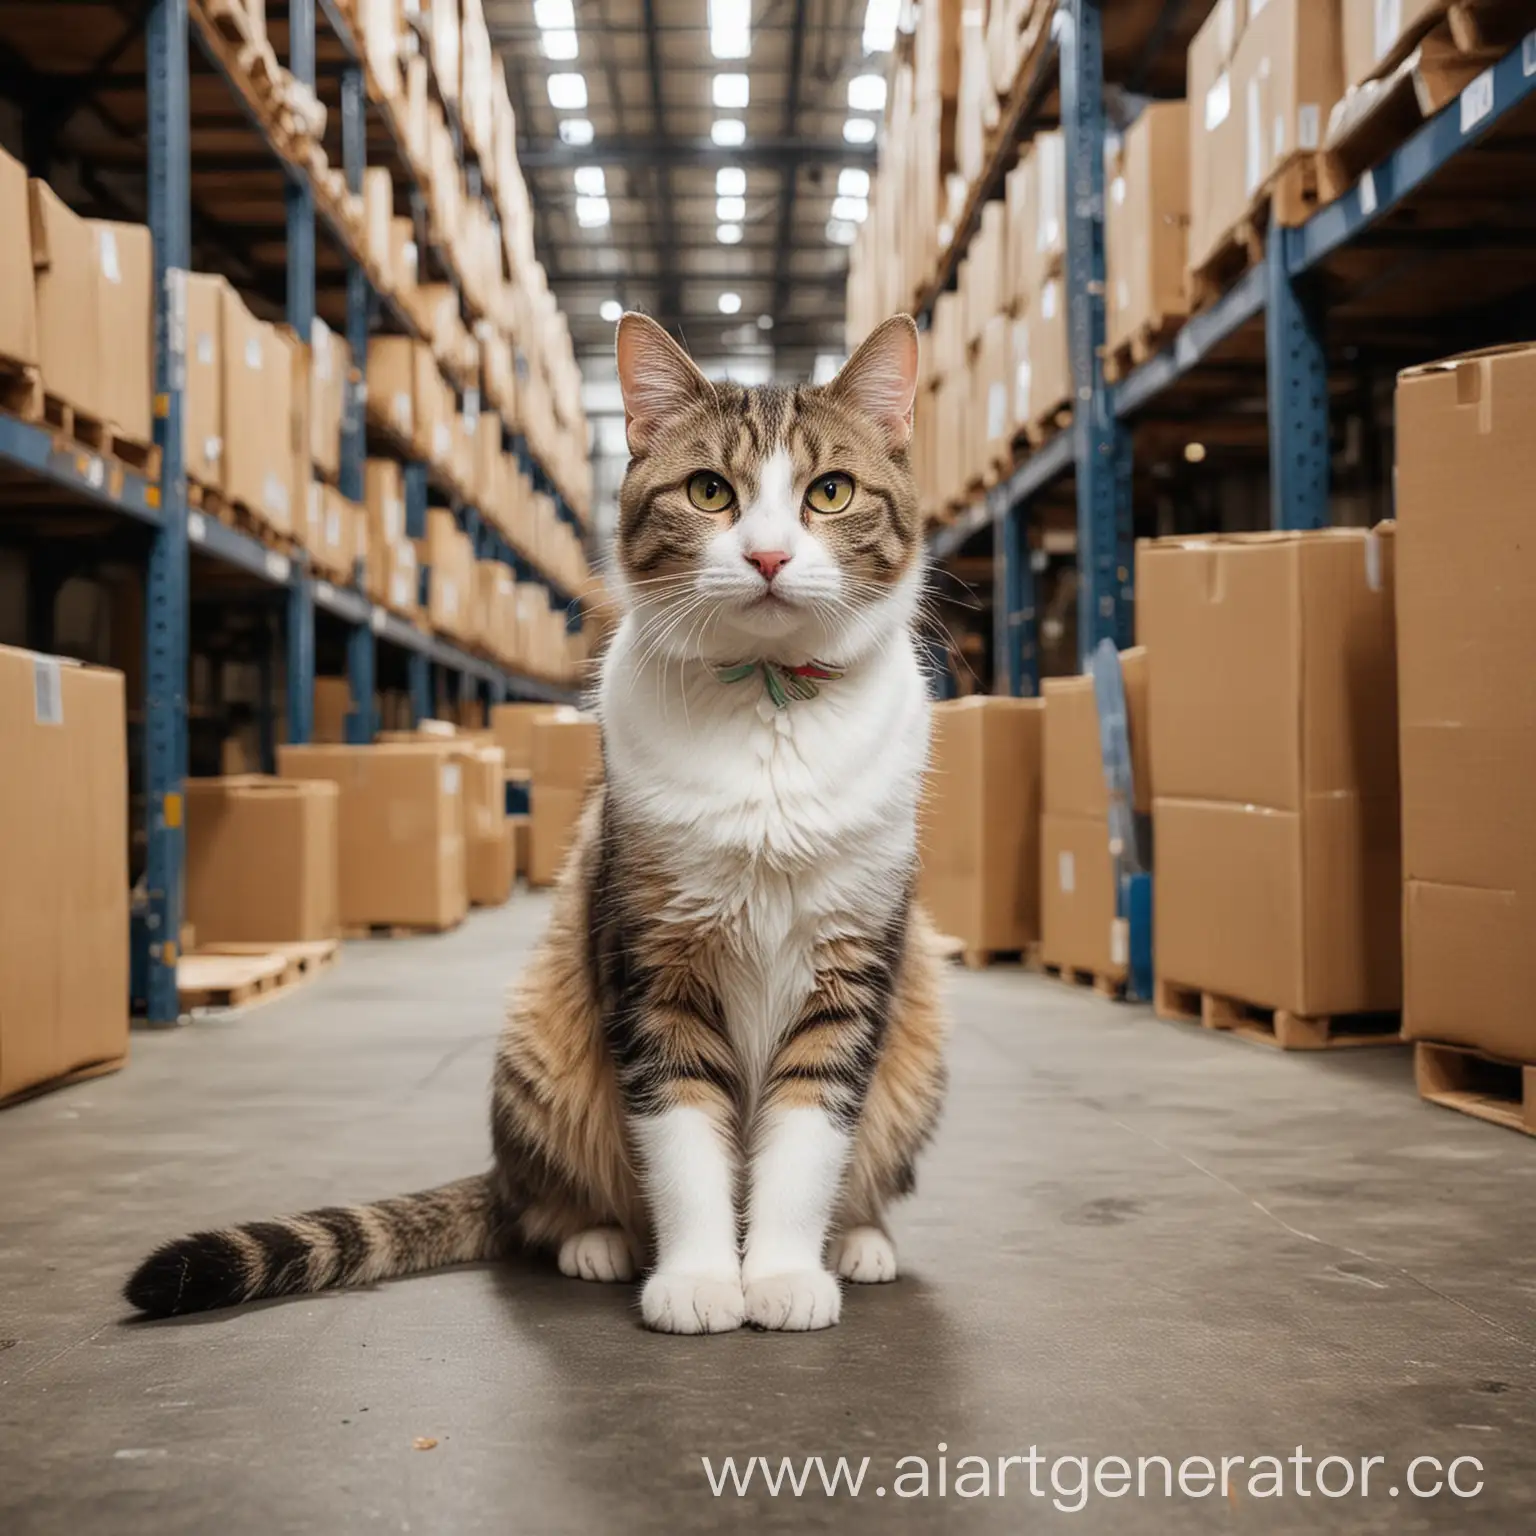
[527,710,603,886]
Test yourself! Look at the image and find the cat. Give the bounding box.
[125,313,949,1334]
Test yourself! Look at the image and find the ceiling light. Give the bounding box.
[716,196,746,222]
[573,165,606,196]
[717,223,743,244]
[533,0,575,29]
[599,299,623,323]
[862,0,900,53]
[757,314,774,330]
[547,73,588,110]
[716,167,746,197]
[709,0,751,59]
[558,118,594,146]
[837,167,870,199]
[831,195,868,223]
[541,29,579,60]
[825,218,857,246]
[713,73,750,109]
[718,291,742,315]
[848,74,886,112]
[842,117,877,145]
[1184,442,1207,464]
[711,119,747,147]
[575,195,610,228]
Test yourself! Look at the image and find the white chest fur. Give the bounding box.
[600,620,931,1090]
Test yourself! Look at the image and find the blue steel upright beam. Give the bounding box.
[992,485,1037,696]
[340,63,368,506]
[142,0,191,1023]
[345,621,377,743]
[1060,0,1133,665]
[1265,220,1330,529]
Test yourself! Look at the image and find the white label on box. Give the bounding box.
[1116,278,1130,314]
[246,336,265,371]
[386,496,404,541]
[1359,169,1378,216]
[33,657,63,725]
[1206,72,1231,131]
[442,764,461,796]
[188,510,207,543]
[326,508,342,547]
[313,318,332,380]
[1111,176,1126,206]
[264,472,286,513]
[1364,529,1384,592]
[1245,79,1264,195]
[371,605,388,633]
[1297,104,1319,151]
[391,573,410,606]
[1525,33,1536,78]
[434,423,451,457]
[205,435,223,464]
[1042,281,1058,320]
[97,226,121,284]
[1014,359,1032,421]
[987,382,1007,443]
[1460,69,1495,134]
[265,551,290,583]
[1374,0,1401,60]
[394,393,411,428]
[1110,918,1128,968]
[1058,850,1076,894]
[197,332,214,367]
[84,454,104,489]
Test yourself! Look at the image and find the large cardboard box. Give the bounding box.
[461,746,515,906]
[1341,0,1445,88]
[0,148,39,370]
[220,286,293,533]
[367,335,416,441]
[1139,529,1400,1016]
[529,712,602,886]
[276,744,468,930]
[1107,101,1189,357]
[1186,0,1249,275]
[185,272,227,488]
[89,219,153,443]
[490,702,561,778]
[1,648,128,1102]
[29,180,102,422]
[1026,275,1071,428]
[919,697,1044,956]
[184,777,340,943]
[314,675,353,744]
[1395,345,1536,1062]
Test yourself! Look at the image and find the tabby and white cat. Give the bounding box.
[126,314,949,1334]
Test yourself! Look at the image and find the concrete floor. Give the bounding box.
[3,896,1535,1535]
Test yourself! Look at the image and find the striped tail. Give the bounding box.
[124,1174,506,1318]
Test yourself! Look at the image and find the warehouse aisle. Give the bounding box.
[3,897,1534,1535]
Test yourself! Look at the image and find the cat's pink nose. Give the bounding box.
[746,549,791,582]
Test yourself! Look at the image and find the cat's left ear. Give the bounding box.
[615,312,714,452]
[824,315,919,449]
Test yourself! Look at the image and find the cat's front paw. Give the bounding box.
[831,1226,898,1283]
[640,1271,745,1334]
[743,1269,842,1331]
[558,1228,636,1283]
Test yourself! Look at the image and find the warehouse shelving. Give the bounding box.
[0,0,588,1024]
[922,2,1536,699]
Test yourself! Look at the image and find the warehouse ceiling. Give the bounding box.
[488,0,886,372]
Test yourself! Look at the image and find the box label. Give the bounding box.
[1374,0,1401,59]
[1460,70,1495,134]
[33,657,63,725]
[1297,104,1320,151]
[1058,850,1076,894]
[1205,72,1231,131]
[1111,918,1128,967]
[442,764,461,796]
[245,336,263,370]
[97,225,121,284]
[197,332,215,366]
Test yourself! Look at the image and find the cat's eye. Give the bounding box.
[686,471,735,513]
[805,472,855,515]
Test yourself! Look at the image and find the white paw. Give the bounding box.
[558,1228,636,1283]
[831,1226,898,1283]
[743,1269,842,1331]
[640,1272,745,1334]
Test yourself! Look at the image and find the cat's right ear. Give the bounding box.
[615,313,713,452]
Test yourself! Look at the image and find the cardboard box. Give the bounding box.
[1040,813,1123,981]
[0,647,128,1102]
[490,702,561,777]
[90,220,153,443]
[367,335,416,441]
[508,812,530,879]
[29,179,102,422]
[919,697,1044,955]
[184,777,340,942]
[1106,101,1189,357]
[461,747,514,906]
[1187,0,1249,274]
[309,317,348,481]
[314,675,352,744]
[1396,345,1536,1062]
[1139,529,1400,1016]
[1026,275,1071,428]
[221,287,293,533]
[0,148,38,370]
[528,712,602,887]
[529,787,589,887]
[1341,0,1444,88]
[185,272,227,488]
[277,744,468,930]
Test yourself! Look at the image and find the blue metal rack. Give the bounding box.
[0,0,585,1022]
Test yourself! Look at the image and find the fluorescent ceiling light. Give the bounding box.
[718,292,743,315]
[558,118,594,146]
[541,29,578,60]
[599,299,623,323]
[831,196,868,223]
[547,73,588,110]
[716,196,746,221]
[534,0,575,29]
[861,0,900,53]
[711,119,747,146]
[838,167,870,199]
[842,117,877,145]
[716,223,743,244]
[713,73,750,109]
[716,167,746,197]
[848,74,886,112]
[757,314,774,330]
[709,0,751,58]
[825,218,857,245]
[575,195,610,228]
[573,165,606,196]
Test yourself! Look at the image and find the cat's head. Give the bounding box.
[611,314,923,666]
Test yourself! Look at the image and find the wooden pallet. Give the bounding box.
[957,946,1035,971]
[187,478,301,559]
[342,921,461,940]
[41,393,160,479]
[1154,978,1403,1051]
[177,952,290,1010]
[1415,1041,1536,1138]
[1,359,42,421]
[1043,961,1126,1001]
[1189,156,1320,313]
[192,939,340,988]
[1104,314,1184,383]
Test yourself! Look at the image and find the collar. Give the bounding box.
[713,658,845,709]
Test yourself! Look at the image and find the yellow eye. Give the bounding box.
[686,471,735,512]
[805,472,855,514]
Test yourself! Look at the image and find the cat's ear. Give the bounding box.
[615,313,713,452]
[825,314,920,448]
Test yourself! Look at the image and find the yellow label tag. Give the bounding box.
[164,791,183,829]
[146,484,161,508]
[163,941,178,966]
[154,392,170,418]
